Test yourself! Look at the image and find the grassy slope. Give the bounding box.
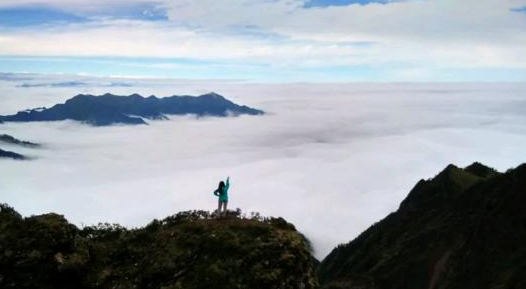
[318,162,526,289]
[0,208,318,289]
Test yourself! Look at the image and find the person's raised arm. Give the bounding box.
[225,176,230,189]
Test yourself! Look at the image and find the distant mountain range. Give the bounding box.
[0,92,264,126]
[0,134,41,160]
[0,134,40,148]
[317,162,526,289]
[0,148,26,160]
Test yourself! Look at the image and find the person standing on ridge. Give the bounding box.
[214,176,230,216]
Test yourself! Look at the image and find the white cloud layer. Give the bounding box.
[1,75,526,258]
[0,0,525,80]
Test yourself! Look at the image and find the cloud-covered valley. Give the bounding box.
[1,75,526,258]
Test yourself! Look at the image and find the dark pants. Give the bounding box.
[218,200,228,214]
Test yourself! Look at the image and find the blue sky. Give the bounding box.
[511,6,526,13]
[0,7,86,27]
[0,3,167,27]
[0,0,525,82]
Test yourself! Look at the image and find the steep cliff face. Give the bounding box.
[0,207,318,289]
[318,162,526,289]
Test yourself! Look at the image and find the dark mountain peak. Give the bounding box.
[127,93,143,99]
[399,163,481,211]
[464,162,498,178]
[196,92,231,104]
[319,162,526,289]
[513,163,526,173]
[0,92,263,126]
[442,163,459,172]
[66,93,95,103]
[433,163,464,182]
[201,92,225,99]
[436,163,481,189]
[73,93,90,98]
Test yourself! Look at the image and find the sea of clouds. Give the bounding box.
[1,74,525,258]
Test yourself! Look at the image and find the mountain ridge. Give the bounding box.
[0,134,41,148]
[0,92,264,126]
[0,134,41,160]
[0,148,27,160]
[318,162,526,289]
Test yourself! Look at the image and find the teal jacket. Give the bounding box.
[214,177,230,202]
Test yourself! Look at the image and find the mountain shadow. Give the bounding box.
[0,206,318,289]
[0,92,264,126]
[318,162,526,289]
